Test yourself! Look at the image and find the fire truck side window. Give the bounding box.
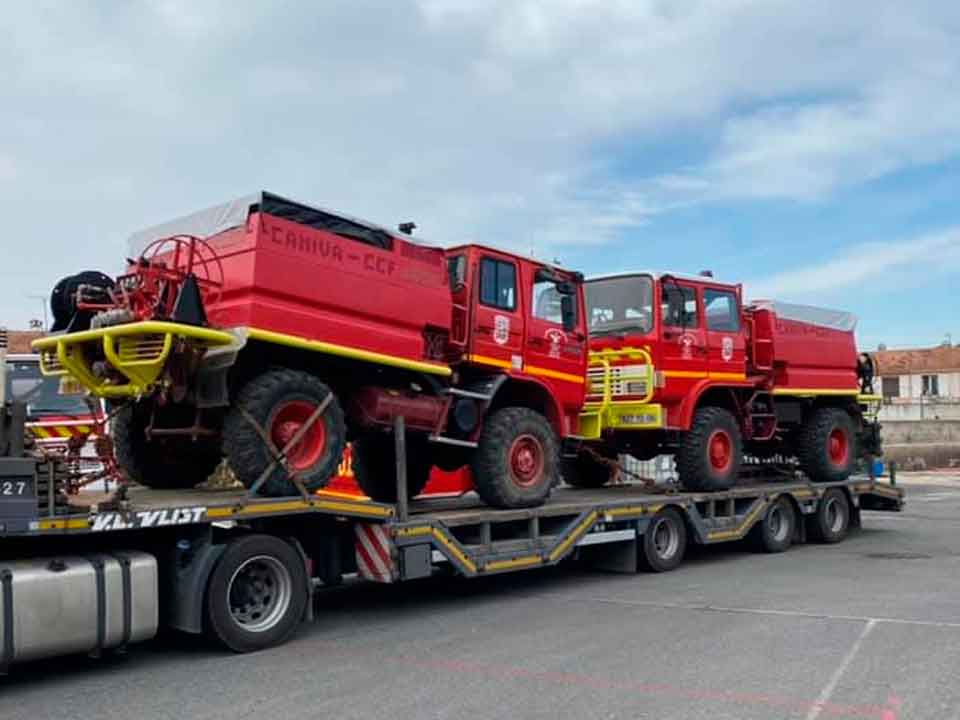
[661,286,698,328]
[532,281,564,324]
[704,289,740,332]
[479,258,517,311]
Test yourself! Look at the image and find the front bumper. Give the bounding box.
[32,321,235,399]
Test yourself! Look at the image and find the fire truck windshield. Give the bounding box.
[4,359,91,417]
[585,275,654,336]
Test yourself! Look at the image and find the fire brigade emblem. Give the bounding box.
[544,328,566,358]
[493,315,510,345]
[680,333,695,359]
[721,336,734,361]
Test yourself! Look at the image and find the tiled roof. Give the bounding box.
[5,331,43,355]
[874,346,960,375]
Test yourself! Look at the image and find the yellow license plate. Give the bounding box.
[58,375,85,396]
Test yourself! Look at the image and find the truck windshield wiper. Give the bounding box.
[590,324,648,337]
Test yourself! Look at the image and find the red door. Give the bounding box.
[469,253,523,371]
[657,280,707,421]
[703,286,747,381]
[524,266,588,424]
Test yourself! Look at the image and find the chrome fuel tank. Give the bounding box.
[0,550,158,666]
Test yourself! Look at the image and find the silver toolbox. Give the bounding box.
[0,550,158,665]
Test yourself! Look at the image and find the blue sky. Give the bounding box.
[1,1,958,350]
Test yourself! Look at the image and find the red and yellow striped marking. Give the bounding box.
[27,423,94,440]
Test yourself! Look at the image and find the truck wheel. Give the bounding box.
[561,452,612,489]
[113,403,221,489]
[677,407,742,492]
[223,369,346,496]
[751,496,796,553]
[205,534,308,653]
[639,507,687,572]
[471,407,558,508]
[798,408,856,483]
[352,433,432,502]
[808,488,850,543]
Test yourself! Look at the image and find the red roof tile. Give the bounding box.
[873,346,960,375]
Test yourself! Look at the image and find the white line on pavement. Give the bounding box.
[804,619,876,720]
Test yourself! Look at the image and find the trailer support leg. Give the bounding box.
[394,416,408,523]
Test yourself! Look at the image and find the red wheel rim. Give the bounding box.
[509,434,545,488]
[270,400,327,472]
[827,427,849,466]
[707,430,733,473]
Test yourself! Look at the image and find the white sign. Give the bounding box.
[493,315,510,345]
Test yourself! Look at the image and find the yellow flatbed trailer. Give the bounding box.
[0,448,903,669]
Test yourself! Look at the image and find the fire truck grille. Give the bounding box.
[587,364,649,398]
[117,335,167,363]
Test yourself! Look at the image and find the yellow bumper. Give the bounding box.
[32,321,236,399]
[579,402,664,439]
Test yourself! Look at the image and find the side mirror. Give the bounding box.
[556,280,577,296]
[561,295,577,332]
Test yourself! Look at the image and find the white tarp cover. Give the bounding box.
[127,194,259,257]
[752,300,857,332]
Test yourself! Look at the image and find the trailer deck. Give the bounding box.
[3,474,904,580]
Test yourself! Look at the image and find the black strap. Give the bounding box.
[111,554,133,648]
[1,569,13,672]
[87,557,106,658]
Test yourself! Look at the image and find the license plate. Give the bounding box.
[58,375,84,396]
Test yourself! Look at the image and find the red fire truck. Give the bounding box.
[577,272,880,491]
[33,192,586,509]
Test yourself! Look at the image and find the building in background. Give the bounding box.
[874,345,960,421]
[7,331,42,355]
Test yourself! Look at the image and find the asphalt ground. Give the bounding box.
[4,473,960,720]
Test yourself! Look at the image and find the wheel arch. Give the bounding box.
[677,382,750,429]
[488,375,563,436]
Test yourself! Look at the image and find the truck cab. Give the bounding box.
[582,271,748,438]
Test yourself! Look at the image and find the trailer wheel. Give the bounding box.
[639,507,687,572]
[205,534,308,653]
[471,407,558,508]
[751,496,796,553]
[808,488,850,543]
[798,408,856,483]
[561,451,612,489]
[677,407,742,492]
[223,369,346,496]
[113,403,221,489]
[352,433,432,502]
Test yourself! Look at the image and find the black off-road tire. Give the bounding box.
[471,407,558,509]
[352,433,432,502]
[223,369,346,496]
[639,507,687,572]
[561,452,612,489]
[113,403,221,489]
[677,407,743,492]
[204,534,308,653]
[798,407,857,483]
[751,495,796,553]
[808,487,851,543]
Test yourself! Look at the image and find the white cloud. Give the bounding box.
[0,1,959,328]
[746,227,960,301]
[0,154,15,183]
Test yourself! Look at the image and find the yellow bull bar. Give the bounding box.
[32,321,236,399]
[578,346,663,439]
